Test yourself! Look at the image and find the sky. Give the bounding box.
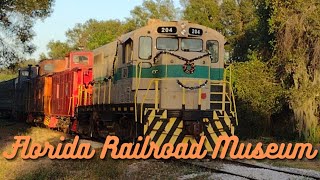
[30,0,145,59]
[30,0,181,60]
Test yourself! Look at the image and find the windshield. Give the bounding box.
[181,39,203,52]
[156,37,178,51]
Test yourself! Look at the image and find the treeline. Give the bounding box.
[40,0,320,142]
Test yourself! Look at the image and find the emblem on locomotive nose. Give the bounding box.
[183,60,195,74]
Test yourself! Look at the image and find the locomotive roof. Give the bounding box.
[116,19,225,43]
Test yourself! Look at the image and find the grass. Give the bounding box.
[0,126,130,180]
[0,126,64,179]
[0,123,203,180]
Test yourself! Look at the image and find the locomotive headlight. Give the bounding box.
[181,29,187,36]
[181,22,186,29]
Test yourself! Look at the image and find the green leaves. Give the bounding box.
[66,19,126,50]
[47,40,72,59]
[130,0,177,27]
[0,0,54,65]
[233,59,284,117]
[182,0,222,30]
[268,0,320,139]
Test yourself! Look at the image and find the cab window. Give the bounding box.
[73,55,88,64]
[181,39,203,52]
[21,70,29,76]
[123,39,133,64]
[156,37,178,51]
[139,36,152,59]
[206,41,219,63]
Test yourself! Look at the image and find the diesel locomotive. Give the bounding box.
[77,19,238,151]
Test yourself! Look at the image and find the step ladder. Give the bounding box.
[210,82,232,111]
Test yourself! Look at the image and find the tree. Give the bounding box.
[39,52,48,60]
[181,0,222,30]
[47,40,72,59]
[65,19,126,50]
[232,56,284,137]
[182,0,261,61]
[0,0,54,65]
[130,0,177,27]
[267,0,320,142]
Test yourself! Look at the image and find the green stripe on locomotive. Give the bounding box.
[99,65,224,81]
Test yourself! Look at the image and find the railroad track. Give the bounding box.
[178,156,320,180]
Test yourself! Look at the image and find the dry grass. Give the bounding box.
[0,124,130,180]
[0,122,201,180]
[0,125,64,179]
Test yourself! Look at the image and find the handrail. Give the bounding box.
[140,78,159,123]
[103,82,107,104]
[68,96,73,115]
[224,65,238,124]
[228,65,238,125]
[134,61,143,123]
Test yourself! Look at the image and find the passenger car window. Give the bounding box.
[206,41,219,63]
[181,39,203,52]
[156,37,178,51]
[139,36,152,59]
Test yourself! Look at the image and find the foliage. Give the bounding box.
[232,55,285,136]
[0,0,54,65]
[47,40,72,59]
[182,0,265,61]
[307,124,320,144]
[233,58,283,117]
[181,0,222,30]
[130,0,177,27]
[267,0,320,139]
[0,59,36,81]
[65,19,128,50]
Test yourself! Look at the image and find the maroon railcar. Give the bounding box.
[49,51,93,131]
[28,76,45,117]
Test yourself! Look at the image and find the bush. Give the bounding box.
[231,57,285,138]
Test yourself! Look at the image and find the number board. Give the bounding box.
[189,28,203,36]
[157,27,177,34]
